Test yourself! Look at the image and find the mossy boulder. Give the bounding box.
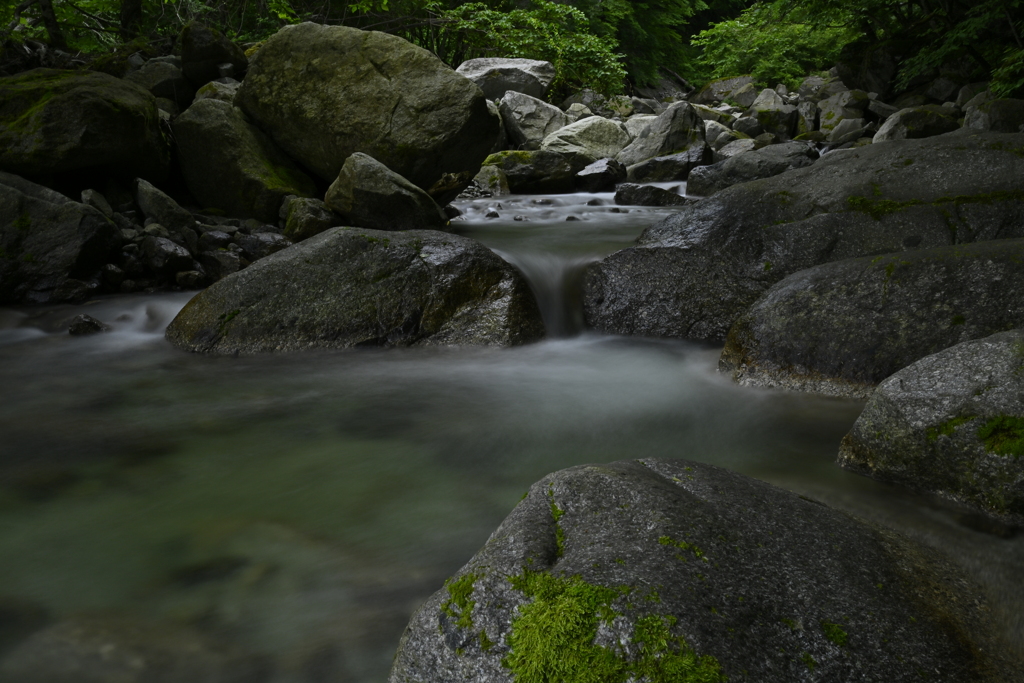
[0,68,169,182]
[324,153,448,232]
[817,90,870,136]
[872,105,960,143]
[388,459,1019,683]
[0,171,120,304]
[173,98,317,223]
[719,239,1024,397]
[235,23,499,203]
[165,227,544,353]
[582,129,1024,343]
[540,116,631,171]
[689,75,754,105]
[964,98,1024,134]
[454,58,556,101]
[482,150,575,194]
[839,330,1024,525]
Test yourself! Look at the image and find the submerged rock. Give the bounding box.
[389,459,1019,683]
[165,228,544,353]
[582,129,1024,343]
[839,330,1024,525]
[235,23,499,201]
[719,240,1024,397]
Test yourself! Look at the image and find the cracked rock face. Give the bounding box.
[165,227,545,353]
[839,330,1024,525]
[235,23,500,195]
[388,459,1021,683]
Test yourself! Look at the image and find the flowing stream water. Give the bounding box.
[0,187,1021,682]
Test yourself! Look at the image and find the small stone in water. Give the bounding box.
[566,215,580,221]
[485,208,500,219]
[531,198,553,205]
[68,314,110,336]
[513,215,528,222]
[586,198,604,206]
[608,207,621,213]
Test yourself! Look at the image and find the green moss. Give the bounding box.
[14,213,31,233]
[485,150,534,167]
[503,571,724,683]
[926,415,976,442]
[480,630,495,651]
[821,621,848,647]
[977,415,1024,458]
[801,652,817,671]
[216,309,241,336]
[20,253,35,263]
[549,486,566,557]
[951,314,966,326]
[442,572,480,630]
[781,618,798,630]
[846,189,1024,222]
[658,535,706,562]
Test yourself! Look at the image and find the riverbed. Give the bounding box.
[0,187,1020,682]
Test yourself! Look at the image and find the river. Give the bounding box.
[0,187,1020,682]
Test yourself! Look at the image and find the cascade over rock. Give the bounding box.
[235,23,500,200]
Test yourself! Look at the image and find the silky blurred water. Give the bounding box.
[0,191,1019,682]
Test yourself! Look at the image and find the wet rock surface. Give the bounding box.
[389,459,1020,683]
[166,227,545,353]
[583,130,1024,343]
[839,330,1024,525]
[719,240,1024,397]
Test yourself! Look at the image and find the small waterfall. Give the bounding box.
[495,250,598,338]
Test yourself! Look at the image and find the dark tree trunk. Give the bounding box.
[120,0,142,40]
[36,0,66,49]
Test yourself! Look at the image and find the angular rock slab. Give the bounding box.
[389,459,1018,683]
[540,116,631,171]
[873,105,960,143]
[498,91,568,151]
[1,171,119,304]
[839,330,1024,525]
[0,68,169,181]
[455,57,555,100]
[686,141,817,196]
[616,102,705,168]
[235,23,499,195]
[583,130,1024,343]
[481,150,574,194]
[165,228,545,353]
[719,239,1024,397]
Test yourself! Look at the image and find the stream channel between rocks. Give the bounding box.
[0,185,1021,682]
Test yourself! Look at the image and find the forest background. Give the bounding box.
[1,0,1022,103]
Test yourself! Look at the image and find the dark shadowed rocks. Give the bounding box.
[718,240,1024,397]
[165,228,544,353]
[686,141,817,196]
[583,130,1024,343]
[179,22,248,89]
[481,150,575,194]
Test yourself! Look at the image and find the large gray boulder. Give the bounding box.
[455,58,555,100]
[818,90,870,137]
[235,23,500,203]
[540,116,631,170]
[481,150,574,194]
[582,129,1024,343]
[689,75,753,104]
[838,330,1024,525]
[624,144,711,183]
[719,239,1024,397]
[616,102,706,167]
[1,172,119,304]
[388,459,1019,683]
[872,105,960,143]
[324,153,448,232]
[964,98,1024,133]
[165,227,544,353]
[0,69,170,182]
[498,91,568,151]
[686,142,817,196]
[173,98,317,223]
[747,88,798,139]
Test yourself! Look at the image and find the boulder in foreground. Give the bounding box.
[389,459,1019,683]
[719,240,1024,397]
[165,228,545,353]
[839,330,1024,525]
